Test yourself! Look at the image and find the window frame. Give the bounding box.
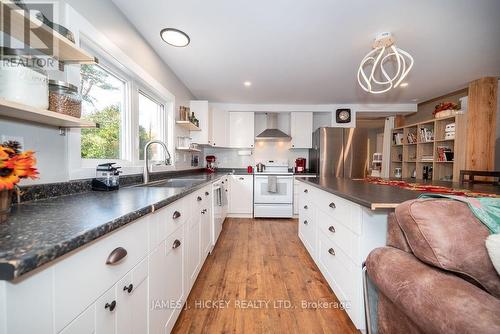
[66,23,176,180]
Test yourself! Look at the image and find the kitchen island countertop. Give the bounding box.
[296,176,500,210]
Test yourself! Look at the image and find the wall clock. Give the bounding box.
[336,109,351,124]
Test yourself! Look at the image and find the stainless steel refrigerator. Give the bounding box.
[309,127,369,179]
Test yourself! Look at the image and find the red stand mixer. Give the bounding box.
[206,155,217,173]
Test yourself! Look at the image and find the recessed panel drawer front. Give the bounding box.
[317,231,361,325]
[312,189,362,235]
[317,209,360,264]
[155,197,188,245]
[54,217,149,333]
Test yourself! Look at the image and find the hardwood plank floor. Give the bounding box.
[172,218,359,334]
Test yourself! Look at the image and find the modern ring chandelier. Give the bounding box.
[357,32,414,94]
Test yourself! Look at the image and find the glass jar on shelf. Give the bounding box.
[48,80,82,118]
[0,47,49,109]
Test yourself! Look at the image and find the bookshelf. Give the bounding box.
[390,114,466,182]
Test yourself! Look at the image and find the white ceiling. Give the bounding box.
[112,0,500,104]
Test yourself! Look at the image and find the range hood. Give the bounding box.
[255,113,291,141]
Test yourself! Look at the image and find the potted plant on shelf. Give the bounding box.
[0,141,38,223]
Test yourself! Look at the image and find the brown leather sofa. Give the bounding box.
[366,198,500,334]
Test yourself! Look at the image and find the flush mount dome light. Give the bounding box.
[357,32,414,94]
[160,28,190,47]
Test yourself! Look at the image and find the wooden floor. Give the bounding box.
[172,218,358,334]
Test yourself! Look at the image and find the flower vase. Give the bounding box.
[0,189,13,223]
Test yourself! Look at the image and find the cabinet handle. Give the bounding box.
[123,283,133,294]
[328,226,336,233]
[205,191,209,196]
[106,247,127,265]
[105,300,116,312]
[222,181,224,184]
[328,248,336,256]
[201,209,207,214]
[329,202,336,209]
[303,205,308,209]
[304,189,308,193]
[197,196,202,201]
[225,190,228,192]
[239,177,244,180]
[303,220,308,225]
[172,211,181,219]
[172,239,181,249]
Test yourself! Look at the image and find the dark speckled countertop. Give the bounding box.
[296,177,500,210]
[0,172,229,281]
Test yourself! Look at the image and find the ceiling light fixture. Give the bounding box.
[243,81,252,87]
[160,28,190,47]
[400,82,409,87]
[357,32,414,94]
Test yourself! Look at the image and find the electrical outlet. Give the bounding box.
[1,135,24,148]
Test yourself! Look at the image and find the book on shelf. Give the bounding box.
[421,155,434,162]
[437,146,454,162]
[419,127,434,142]
[393,132,404,145]
[406,132,417,144]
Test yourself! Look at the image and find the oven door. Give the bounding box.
[254,175,293,204]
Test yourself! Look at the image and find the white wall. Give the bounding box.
[0,0,196,185]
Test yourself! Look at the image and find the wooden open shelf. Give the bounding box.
[175,147,201,152]
[175,121,201,131]
[390,114,466,182]
[0,0,97,64]
[0,98,96,128]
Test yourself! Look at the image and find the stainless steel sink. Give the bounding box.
[132,177,206,188]
[148,179,204,188]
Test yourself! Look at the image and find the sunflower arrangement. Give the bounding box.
[0,141,39,190]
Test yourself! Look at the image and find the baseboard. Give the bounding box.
[227,213,253,218]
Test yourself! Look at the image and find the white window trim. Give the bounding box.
[64,4,176,180]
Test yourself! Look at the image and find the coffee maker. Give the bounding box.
[295,158,306,173]
[206,155,216,173]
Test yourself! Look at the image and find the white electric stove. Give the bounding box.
[254,161,293,218]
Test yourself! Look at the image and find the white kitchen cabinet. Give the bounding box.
[190,100,209,145]
[229,175,254,215]
[95,285,117,334]
[296,180,388,331]
[201,187,212,257]
[59,306,95,334]
[116,258,148,334]
[149,225,185,334]
[209,107,228,147]
[290,112,313,148]
[229,112,255,148]
[186,193,202,291]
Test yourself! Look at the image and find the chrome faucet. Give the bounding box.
[143,140,172,184]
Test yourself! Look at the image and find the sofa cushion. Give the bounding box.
[395,198,500,298]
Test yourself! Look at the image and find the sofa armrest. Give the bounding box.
[366,247,500,334]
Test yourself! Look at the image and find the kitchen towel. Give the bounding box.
[267,175,278,193]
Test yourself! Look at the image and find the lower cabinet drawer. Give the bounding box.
[54,217,149,332]
[150,197,188,249]
[317,231,362,327]
[317,209,360,264]
[312,189,362,235]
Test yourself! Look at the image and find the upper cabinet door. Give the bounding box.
[229,112,255,148]
[210,107,228,147]
[190,100,209,145]
[290,112,313,149]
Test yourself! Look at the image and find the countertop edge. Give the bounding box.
[2,173,228,280]
[296,177,388,210]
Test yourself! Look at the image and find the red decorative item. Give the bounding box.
[295,158,306,173]
[205,155,216,173]
[247,166,253,174]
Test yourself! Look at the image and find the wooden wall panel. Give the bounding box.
[466,77,498,171]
